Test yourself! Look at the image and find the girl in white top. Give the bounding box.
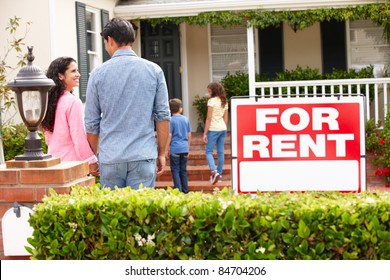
[203,82,229,185]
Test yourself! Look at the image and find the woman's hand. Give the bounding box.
[203,134,208,144]
[89,162,100,176]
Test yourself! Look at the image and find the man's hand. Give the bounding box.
[156,154,166,178]
[89,162,100,176]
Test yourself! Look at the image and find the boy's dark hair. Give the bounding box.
[169,98,182,114]
[101,17,135,46]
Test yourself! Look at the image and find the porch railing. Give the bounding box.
[253,77,390,127]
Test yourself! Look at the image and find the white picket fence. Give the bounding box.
[252,78,390,127]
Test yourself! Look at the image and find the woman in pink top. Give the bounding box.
[41,57,99,176]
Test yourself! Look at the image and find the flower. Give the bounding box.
[256,247,266,254]
[382,167,390,176]
[366,107,390,183]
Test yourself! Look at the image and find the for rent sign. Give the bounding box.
[231,96,366,193]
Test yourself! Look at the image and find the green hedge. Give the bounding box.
[27,186,390,260]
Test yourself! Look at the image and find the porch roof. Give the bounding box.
[114,0,385,19]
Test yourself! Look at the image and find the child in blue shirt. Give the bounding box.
[168,99,192,193]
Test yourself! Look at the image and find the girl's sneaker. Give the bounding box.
[210,170,219,185]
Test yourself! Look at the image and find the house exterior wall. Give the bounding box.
[1,0,116,97]
[185,24,210,130]
[1,0,388,131]
[1,0,116,125]
[283,22,322,71]
[1,0,52,77]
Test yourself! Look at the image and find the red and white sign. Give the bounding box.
[231,97,366,193]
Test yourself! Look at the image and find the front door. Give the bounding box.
[141,22,182,100]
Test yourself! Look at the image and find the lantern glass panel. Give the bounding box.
[21,90,42,123]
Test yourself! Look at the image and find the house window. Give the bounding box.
[349,19,390,76]
[75,2,109,101]
[86,8,100,73]
[209,25,249,81]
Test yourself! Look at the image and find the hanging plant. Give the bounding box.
[145,3,390,38]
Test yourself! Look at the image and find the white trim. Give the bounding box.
[134,20,142,57]
[247,25,255,96]
[85,6,102,71]
[114,0,385,19]
[180,23,190,118]
[346,20,351,69]
[207,24,212,82]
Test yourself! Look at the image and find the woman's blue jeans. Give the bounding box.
[169,153,189,193]
[205,130,227,175]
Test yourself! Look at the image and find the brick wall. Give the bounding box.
[366,152,389,188]
[0,159,95,260]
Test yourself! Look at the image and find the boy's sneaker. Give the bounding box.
[218,175,222,183]
[210,170,219,185]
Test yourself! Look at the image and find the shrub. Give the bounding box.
[366,106,390,182]
[2,123,47,161]
[27,186,390,260]
[192,94,209,124]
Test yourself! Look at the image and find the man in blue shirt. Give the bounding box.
[84,17,171,190]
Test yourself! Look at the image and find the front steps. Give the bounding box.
[155,133,232,193]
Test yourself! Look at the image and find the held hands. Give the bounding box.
[156,155,166,178]
[89,162,100,176]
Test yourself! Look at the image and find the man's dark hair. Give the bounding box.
[101,17,135,46]
[169,98,182,114]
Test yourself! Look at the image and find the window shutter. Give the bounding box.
[101,9,110,62]
[75,1,89,102]
[259,25,284,78]
[321,21,347,73]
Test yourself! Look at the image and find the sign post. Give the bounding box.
[231,96,366,194]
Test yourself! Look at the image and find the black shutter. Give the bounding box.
[321,21,347,74]
[75,1,88,102]
[101,9,110,62]
[259,25,284,78]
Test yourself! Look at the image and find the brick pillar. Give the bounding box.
[0,158,95,260]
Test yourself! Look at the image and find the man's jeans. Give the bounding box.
[169,153,189,193]
[100,159,156,190]
[205,130,227,175]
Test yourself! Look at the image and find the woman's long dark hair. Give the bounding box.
[41,57,76,132]
[207,82,227,108]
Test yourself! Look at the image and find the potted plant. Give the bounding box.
[192,94,209,132]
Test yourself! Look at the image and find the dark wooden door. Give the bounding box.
[141,22,182,100]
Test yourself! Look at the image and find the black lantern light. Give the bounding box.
[7,46,54,160]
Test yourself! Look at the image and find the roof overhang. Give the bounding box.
[114,0,385,19]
